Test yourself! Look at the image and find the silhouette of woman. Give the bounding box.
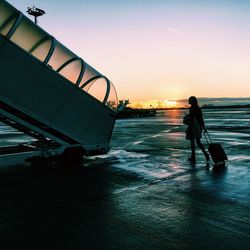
[185,96,210,162]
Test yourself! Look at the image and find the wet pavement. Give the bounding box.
[0,109,250,249]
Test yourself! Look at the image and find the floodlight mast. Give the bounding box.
[27,6,45,24]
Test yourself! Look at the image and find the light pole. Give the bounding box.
[27,6,45,24]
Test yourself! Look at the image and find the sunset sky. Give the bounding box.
[8,0,250,106]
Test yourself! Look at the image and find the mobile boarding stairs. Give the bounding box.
[0,0,118,166]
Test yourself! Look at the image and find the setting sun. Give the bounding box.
[164,100,178,108]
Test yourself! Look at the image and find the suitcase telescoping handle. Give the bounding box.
[203,130,213,145]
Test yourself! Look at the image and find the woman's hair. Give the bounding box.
[189,96,198,106]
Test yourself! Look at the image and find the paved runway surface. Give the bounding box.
[0,109,250,249]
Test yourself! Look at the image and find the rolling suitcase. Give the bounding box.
[204,131,228,164]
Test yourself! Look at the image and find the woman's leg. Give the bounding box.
[189,139,196,161]
[196,138,210,161]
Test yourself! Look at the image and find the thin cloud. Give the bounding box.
[167,27,188,38]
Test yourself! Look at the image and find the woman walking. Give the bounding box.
[185,96,210,162]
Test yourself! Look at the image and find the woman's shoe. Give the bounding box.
[188,157,196,162]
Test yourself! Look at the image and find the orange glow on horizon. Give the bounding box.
[129,99,183,109]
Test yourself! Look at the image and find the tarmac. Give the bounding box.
[0,109,250,249]
[0,156,249,250]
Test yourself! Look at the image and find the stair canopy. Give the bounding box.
[0,0,118,112]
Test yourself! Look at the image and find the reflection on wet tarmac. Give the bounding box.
[1,108,250,181]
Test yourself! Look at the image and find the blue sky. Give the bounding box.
[7,0,250,105]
